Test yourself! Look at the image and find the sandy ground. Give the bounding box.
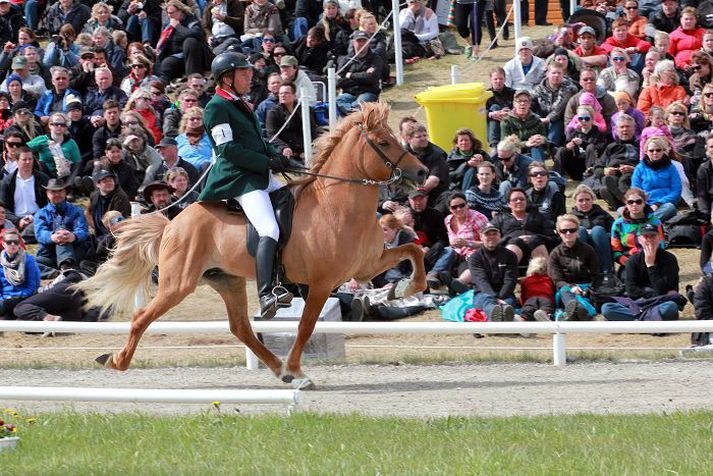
[3,360,713,417]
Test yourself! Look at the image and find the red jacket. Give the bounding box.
[602,34,651,54]
[520,274,555,304]
[669,27,704,69]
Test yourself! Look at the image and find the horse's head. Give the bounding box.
[349,103,428,189]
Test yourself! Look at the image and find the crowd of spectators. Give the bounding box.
[367,3,713,340]
[0,0,448,329]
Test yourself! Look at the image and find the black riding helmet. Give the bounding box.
[211,52,252,81]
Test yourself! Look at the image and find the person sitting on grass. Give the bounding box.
[468,221,518,322]
[518,256,555,322]
[602,223,685,321]
[0,229,40,321]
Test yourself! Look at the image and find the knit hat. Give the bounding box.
[5,73,22,88]
[613,91,634,105]
[553,47,569,58]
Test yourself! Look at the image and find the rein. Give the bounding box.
[285,124,407,186]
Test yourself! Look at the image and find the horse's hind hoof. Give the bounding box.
[281,374,294,383]
[95,353,111,367]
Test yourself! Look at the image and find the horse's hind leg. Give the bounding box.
[205,273,284,377]
[99,269,201,371]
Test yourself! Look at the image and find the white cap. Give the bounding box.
[516,37,534,53]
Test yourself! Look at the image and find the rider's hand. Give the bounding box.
[268,155,290,172]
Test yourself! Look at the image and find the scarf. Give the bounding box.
[643,154,671,170]
[185,125,205,146]
[1,248,26,286]
[156,25,175,57]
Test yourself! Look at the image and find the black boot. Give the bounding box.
[255,236,293,320]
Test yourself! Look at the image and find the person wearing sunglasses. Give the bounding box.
[664,101,699,178]
[597,48,640,102]
[630,136,682,222]
[495,134,534,197]
[440,192,489,296]
[601,17,650,74]
[525,162,565,223]
[611,187,664,268]
[500,89,547,164]
[0,229,40,323]
[602,223,684,322]
[26,112,81,180]
[557,104,607,181]
[622,1,646,39]
[119,54,158,97]
[548,214,600,321]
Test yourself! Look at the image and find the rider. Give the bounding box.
[198,52,294,319]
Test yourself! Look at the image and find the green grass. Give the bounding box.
[2,411,712,474]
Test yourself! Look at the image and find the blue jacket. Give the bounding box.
[631,158,682,206]
[0,252,40,299]
[256,94,278,131]
[34,88,81,118]
[34,201,90,249]
[83,86,128,117]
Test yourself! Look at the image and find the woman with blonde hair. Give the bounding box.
[176,107,212,172]
[666,100,701,174]
[124,89,162,144]
[631,136,682,221]
[83,2,124,34]
[165,167,198,212]
[637,60,687,117]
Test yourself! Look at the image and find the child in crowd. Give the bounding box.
[518,257,555,321]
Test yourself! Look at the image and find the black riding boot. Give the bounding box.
[256,236,293,320]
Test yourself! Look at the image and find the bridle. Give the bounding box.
[285,124,408,186]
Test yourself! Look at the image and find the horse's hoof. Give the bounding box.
[293,377,316,390]
[95,353,111,366]
[281,374,294,384]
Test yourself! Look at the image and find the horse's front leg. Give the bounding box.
[355,243,427,299]
[281,284,332,390]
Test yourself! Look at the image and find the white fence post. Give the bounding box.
[513,0,522,49]
[450,65,460,85]
[569,0,576,19]
[327,66,337,131]
[392,0,404,86]
[246,347,259,370]
[300,86,313,166]
[553,333,567,366]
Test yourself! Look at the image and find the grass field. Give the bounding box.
[2,410,712,474]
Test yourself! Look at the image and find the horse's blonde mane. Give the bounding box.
[291,102,391,194]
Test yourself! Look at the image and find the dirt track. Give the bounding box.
[3,360,713,417]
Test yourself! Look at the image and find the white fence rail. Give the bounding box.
[2,320,713,367]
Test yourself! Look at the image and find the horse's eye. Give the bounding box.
[379,140,389,146]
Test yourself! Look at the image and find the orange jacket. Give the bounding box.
[636,84,687,118]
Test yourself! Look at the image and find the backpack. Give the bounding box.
[590,272,625,312]
[664,210,710,248]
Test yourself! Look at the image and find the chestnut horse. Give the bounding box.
[77,103,429,388]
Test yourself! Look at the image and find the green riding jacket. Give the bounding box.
[198,90,278,201]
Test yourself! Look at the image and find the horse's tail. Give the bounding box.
[76,213,170,317]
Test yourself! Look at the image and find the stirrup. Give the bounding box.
[272,285,293,308]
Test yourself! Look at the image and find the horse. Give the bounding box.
[77,102,429,388]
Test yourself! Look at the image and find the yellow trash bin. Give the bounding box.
[414,82,493,153]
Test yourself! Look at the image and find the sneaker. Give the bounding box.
[464,45,472,59]
[502,304,515,322]
[686,284,695,304]
[350,296,366,322]
[564,301,579,321]
[449,278,470,296]
[490,304,503,322]
[533,309,550,321]
[576,305,591,321]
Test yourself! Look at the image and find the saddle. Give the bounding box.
[226,187,296,257]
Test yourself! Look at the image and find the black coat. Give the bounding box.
[0,169,49,225]
[571,203,614,232]
[468,245,519,299]
[0,8,25,44]
[265,103,317,156]
[88,187,131,236]
[625,249,679,300]
[336,50,384,97]
[692,275,713,346]
[158,14,205,60]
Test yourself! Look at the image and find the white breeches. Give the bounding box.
[236,173,283,241]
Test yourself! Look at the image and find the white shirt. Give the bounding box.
[14,174,39,217]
